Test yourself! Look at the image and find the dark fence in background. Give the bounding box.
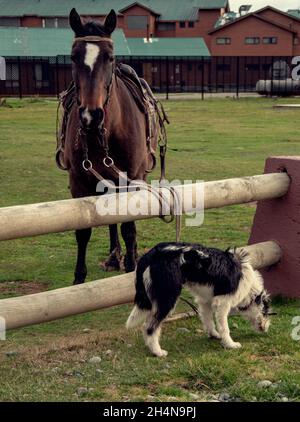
[0,56,298,98]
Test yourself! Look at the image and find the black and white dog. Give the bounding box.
[126,242,271,357]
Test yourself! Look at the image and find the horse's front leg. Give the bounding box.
[73,228,92,285]
[121,222,138,272]
[102,224,123,271]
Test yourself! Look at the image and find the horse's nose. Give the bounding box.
[79,107,104,129]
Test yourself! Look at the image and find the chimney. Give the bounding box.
[239,5,252,16]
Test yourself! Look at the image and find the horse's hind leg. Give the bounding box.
[73,228,92,285]
[121,221,138,272]
[102,224,123,271]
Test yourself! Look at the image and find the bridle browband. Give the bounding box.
[73,36,114,44]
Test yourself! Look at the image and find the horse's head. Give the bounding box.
[69,8,117,130]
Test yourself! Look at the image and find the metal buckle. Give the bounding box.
[82,159,93,171]
[103,156,114,168]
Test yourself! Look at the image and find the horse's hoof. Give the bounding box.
[124,255,137,273]
[99,259,124,272]
[101,263,118,272]
[73,280,84,285]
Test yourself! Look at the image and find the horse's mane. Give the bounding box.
[80,19,109,37]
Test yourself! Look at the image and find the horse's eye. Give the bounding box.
[103,52,114,63]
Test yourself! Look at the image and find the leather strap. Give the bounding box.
[73,36,113,44]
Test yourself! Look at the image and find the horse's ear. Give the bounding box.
[69,8,83,34]
[104,9,117,35]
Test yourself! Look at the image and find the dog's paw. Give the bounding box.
[154,349,168,358]
[208,330,221,340]
[222,341,242,349]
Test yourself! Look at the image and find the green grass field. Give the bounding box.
[1,97,300,402]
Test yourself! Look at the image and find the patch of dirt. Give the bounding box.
[0,281,49,295]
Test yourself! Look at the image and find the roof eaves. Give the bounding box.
[118,2,161,17]
[255,5,300,22]
[208,12,297,34]
[198,0,229,10]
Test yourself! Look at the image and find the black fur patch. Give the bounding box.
[133,242,244,329]
[179,244,242,296]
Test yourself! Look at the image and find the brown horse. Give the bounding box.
[63,9,163,284]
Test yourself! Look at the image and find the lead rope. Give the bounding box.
[83,154,182,242]
[156,99,182,242]
[80,126,181,242]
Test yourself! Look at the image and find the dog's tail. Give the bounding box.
[126,251,154,330]
[232,247,264,292]
[232,247,250,266]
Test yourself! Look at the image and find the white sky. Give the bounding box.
[229,0,300,12]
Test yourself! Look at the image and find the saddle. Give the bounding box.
[115,63,156,114]
[56,63,169,175]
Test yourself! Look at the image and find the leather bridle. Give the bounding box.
[72,36,116,172]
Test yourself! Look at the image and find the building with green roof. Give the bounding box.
[0,1,229,21]
[0,0,223,96]
[288,9,300,19]
[0,27,210,58]
[127,37,210,58]
[0,28,131,57]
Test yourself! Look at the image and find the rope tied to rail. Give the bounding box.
[79,134,182,242]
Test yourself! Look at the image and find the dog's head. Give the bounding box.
[238,289,271,332]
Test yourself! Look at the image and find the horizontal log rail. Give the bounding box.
[0,173,290,241]
[0,241,281,330]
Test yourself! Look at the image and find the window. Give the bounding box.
[245,37,260,44]
[262,63,271,72]
[57,18,69,28]
[263,37,277,44]
[245,64,260,71]
[127,15,148,30]
[34,63,49,88]
[179,21,186,28]
[0,57,5,81]
[217,64,231,72]
[188,21,194,28]
[43,18,60,28]
[5,63,19,88]
[43,18,69,28]
[157,22,176,31]
[0,17,20,26]
[216,37,231,45]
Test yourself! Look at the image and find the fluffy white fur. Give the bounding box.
[127,249,270,357]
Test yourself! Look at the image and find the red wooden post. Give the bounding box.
[249,156,300,297]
